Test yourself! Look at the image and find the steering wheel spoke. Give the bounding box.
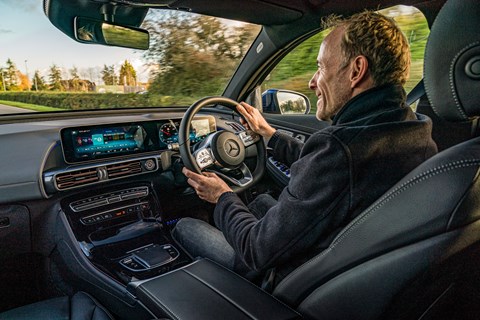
[237,129,261,147]
[207,163,253,187]
[193,147,215,170]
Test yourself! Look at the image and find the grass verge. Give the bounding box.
[0,100,65,112]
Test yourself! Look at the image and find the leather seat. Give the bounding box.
[0,291,113,320]
[268,1,480,319]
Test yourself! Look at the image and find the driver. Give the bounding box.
[175,11,438,286]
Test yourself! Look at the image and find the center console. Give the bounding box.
[57,182,301,319]
[60,183,191,284]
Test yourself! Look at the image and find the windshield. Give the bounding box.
[0,2,260,116]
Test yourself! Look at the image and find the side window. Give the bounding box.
[261,5,429,114]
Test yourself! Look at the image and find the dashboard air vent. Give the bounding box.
[55,168,99,190]
[226,121,245,132]
[106,160,142,178]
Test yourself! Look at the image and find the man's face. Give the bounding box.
[309,27,352,121]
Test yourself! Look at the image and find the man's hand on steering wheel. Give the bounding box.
[236,102,276,139]
[182,167,232,203]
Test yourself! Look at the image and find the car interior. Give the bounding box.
[1,0,480,319]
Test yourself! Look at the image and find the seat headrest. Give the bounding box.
[424,0,480,122]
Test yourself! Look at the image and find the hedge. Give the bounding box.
[0,92,194,110]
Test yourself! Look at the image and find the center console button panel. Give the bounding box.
[70,187,149,212]
[80,202,149,225]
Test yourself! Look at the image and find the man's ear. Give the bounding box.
[349,55,370,88]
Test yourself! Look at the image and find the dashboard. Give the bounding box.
[0,111,246,203]
[0,111,242,289]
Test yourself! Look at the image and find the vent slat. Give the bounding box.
[106,161,142,178]
[55,168,99,190]
[54,159,147,191]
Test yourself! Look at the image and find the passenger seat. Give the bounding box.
[0,291,113,320]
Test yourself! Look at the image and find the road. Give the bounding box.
[0,104,35,114]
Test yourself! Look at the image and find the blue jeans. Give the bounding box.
[172,194,277,270]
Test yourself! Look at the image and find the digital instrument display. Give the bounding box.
[61,124,148,163]
[158,118,214,146]
[61,117,216,163]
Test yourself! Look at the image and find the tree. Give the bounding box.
[143,12,260,97]
[70,66,80,91]
[101,64,117,85]
[18,73,30,91]
[31,70,48,91]
[5,58,20,90]
[119,60,137,86]
[48,64,63,91]
[0,68,5,91]
[70,66,80,80]
[87,67,99,83]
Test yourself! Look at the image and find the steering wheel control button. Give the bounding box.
[195,149,214,169]
[238,130,260,147]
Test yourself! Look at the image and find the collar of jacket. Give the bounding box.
[331,84,407,125]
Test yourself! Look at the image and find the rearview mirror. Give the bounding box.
[262,89,311,114]
[74,17,149,50]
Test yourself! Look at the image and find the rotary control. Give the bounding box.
[143,159,156,171]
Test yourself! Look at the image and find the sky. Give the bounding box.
[0,0,148,83]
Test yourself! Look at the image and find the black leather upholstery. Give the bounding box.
[0,291,114,320]
[135,259,301,320]
[273,138,480,318]
[424,0,480,121]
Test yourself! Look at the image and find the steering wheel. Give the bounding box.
[179,96,266,193]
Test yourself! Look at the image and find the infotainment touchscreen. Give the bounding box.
[61,124,149,163]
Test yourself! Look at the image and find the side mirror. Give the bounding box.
[74,17,149,50]
[262,89,311,114]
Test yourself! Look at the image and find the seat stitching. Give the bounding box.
[333,159,480,245]
[423,0,448,117]
[276,159,480,291]
[449,41,480,119]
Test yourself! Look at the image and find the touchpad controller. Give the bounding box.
[120,244,179,272]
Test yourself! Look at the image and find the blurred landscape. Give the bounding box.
[0,5,428,113]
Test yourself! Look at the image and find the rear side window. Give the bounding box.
[261,5,429,114]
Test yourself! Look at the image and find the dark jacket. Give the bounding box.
[214,84,438,283]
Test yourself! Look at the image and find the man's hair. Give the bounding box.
[322,11,410,86]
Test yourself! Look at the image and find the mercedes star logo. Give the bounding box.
[225,140,240,157]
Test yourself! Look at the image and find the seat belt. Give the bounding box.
[406,79,425,106]
[261,267,276,292]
